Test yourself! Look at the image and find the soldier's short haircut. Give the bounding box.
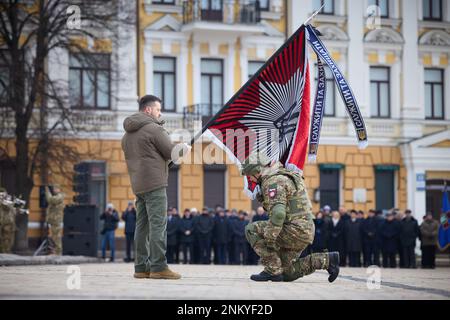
[138,95,161,111]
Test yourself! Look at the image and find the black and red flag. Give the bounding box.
[196,26,311,198]
[191,24,367,198]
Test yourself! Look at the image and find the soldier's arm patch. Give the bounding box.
[268,184,277,199]
[263,179,288,212]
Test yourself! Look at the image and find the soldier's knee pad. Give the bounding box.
[245,223,258,246]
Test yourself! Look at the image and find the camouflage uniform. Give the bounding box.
[0,192,16,253]
[45,186,65,255]
[245,166,330,281]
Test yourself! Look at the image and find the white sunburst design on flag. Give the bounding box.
[239,67,306,164]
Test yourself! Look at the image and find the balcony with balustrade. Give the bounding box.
[181,0,266,38]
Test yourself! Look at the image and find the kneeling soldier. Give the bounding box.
[242,153,339,282]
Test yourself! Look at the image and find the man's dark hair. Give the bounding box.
[405,209,412,214]
[138,95,161,111]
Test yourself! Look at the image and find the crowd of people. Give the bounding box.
[311,206,440,269]
[164,206,268,265]
[102,202,440,269]
[103,203,267,265]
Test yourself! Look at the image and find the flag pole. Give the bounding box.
[303,4,324,26]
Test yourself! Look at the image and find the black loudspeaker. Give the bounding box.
[62,233,97,257]
[62,204,99,257]
[63,205,99,234]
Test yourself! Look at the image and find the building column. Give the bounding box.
[401,0,421,120]
[287,0,312,35]
[348,0,367,117]
[226,40,236,102]
[115,0,138,131]
[403,150,426,255]
[391,58,402,119]
[143,42,153,98]
[445,66,450,121]
[240,42,248,87]
[192,41,201,104]
[225,0,235,24]
[401,144,426,224]
[178,40,188,113]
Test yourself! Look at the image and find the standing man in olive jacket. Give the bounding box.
[122,95,191,279]
[420,212,439,268]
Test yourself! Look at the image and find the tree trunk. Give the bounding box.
[14,118,33,252]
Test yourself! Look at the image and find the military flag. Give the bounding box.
[438,184,450,250]
[192,24,368,198]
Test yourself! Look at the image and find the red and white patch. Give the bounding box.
[268,188,277,199]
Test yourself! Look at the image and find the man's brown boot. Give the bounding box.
[149,268,181,280]
[134,272,150,279]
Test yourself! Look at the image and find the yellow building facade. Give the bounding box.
[2,0,450,246]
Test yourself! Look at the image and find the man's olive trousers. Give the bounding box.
[134,187,168,273]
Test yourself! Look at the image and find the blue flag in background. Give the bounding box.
[438,185,450,250]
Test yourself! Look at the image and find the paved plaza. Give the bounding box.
[0,262,449,300]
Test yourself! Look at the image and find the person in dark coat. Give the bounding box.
[339,206,356,265]
[312,211,329,252]
[172,207,181,263]
[194,207,215,264]
[100,203,119,262]
[400,209,420,268]
[122,201,137,262]
[395,210,405,267]
[373,210,384,266]
[190,208,200,263]
[328,210,346,266]
[357,210,365,221]
[226,209,238,264]
[380,212,401,268]
[339,206,351,266]
[179,209,195,264]
[231,211,249,265]
[345,210,363,267]
[362,209,378,267]
[420,212,439,269]
[213,209,228,265]
[211,206,222,265]
[166,208,180,264]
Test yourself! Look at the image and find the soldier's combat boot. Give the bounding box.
[250,271,283,282]
[327,252,340,283]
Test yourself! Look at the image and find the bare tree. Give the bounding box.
[0,0,134,252]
